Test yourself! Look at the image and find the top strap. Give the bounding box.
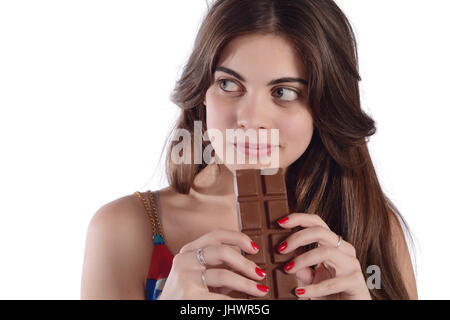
[134,190,164,240]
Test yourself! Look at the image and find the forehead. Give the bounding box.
[215,33,307,80]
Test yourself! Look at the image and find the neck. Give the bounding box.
[191,162,236,199]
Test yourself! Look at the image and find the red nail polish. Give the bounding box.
[277,241,287,252]
[251,241,259,251]
[277,216,289,224]
[257,284,269,293]
[296,288,305,295]
[284,261,294,272]
[255,267,267,277]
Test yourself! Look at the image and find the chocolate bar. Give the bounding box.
[228,168,305,300]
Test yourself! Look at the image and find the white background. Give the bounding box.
[0,0,448,299]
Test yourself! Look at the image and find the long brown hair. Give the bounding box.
[162,0,416,300]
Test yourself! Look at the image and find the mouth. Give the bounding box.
[233,143,279,157]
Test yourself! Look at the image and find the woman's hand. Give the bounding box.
[277,213,372,300]
[158,228,270,300]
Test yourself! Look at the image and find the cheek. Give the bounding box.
[205,96,235,130]
[281,110,314,158]
[284,117,313,138]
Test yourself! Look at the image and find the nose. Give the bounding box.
[236,94,272,130]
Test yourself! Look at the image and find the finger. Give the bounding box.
[202,245,267,281]
[295,267,315,286]
[179,228,259,255]
[283,246,361,277]
[279,226,355,257]
[198,292,242,300]
[213,287,249,300]
[173,244,267,280]
[203,268,270,298]
[294,271,366,299]
[172,251,204,272]
[277,213,330,230]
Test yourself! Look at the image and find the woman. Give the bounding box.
[81,0,418,300]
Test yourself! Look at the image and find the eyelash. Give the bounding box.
[216,78,302,102]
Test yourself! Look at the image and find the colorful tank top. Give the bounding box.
[134,190,174,300]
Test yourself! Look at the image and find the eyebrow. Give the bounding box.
[213,66,308,86]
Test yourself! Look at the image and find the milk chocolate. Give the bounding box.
[229,168,305,300]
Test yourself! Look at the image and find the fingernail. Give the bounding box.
[284,261,295,272]
[277,216,289,224]
[277,241,287,252]
[296,288,306,296]
[251,241,259,251]
[255,267,267,278]
[257,284,269,293]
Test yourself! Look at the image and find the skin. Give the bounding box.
[203,33,314,174]
[80,33,418,300]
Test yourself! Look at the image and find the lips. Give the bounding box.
[233,143,278,157]
[235,142,274,150]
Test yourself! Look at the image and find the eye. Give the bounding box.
[217,79,240,92]
[216,79,302,102]
[273,87,300,102]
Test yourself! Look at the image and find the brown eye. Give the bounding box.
[273,87,300,102]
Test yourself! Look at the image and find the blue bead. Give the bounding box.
[153,234,165,245]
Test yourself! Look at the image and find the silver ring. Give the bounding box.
[201,269,207,288]
[196,247,207,266]
[336,235,343,248]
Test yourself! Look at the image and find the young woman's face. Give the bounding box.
[204,33,314,172]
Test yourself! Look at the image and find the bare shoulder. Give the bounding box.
[80,192,154,299]
[89,192,154,233]
[388,209,419,300]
